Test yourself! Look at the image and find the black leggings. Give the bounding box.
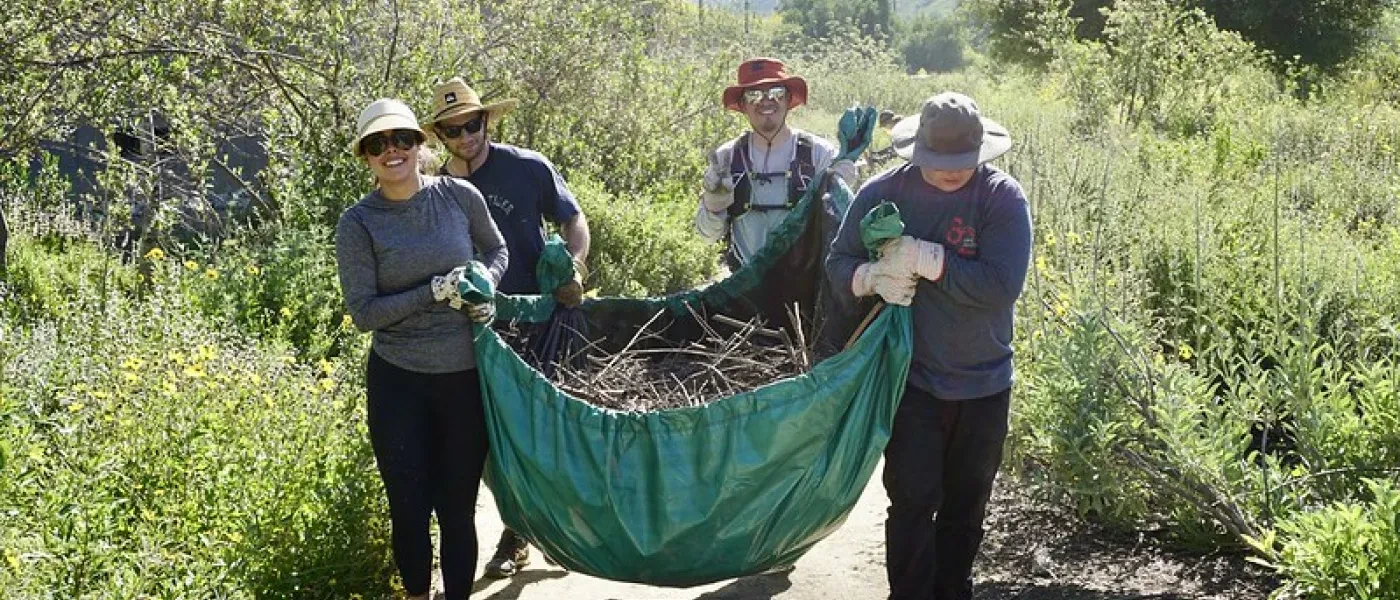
[366,351,489,600]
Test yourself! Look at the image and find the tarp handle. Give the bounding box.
[844,300,885,351]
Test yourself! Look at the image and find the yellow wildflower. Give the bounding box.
[204,268,220,280]
[144,247,166,261]
[245,265,261,275]
[1178,343,1195,361]
[68,402,85,412]
[279,307,293,319]
[184,260,199,271]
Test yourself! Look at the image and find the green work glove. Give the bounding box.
[837,105,878,163]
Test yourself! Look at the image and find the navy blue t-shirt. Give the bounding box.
[442,143,581,294]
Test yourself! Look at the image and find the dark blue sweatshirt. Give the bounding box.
[826,164,1032,400]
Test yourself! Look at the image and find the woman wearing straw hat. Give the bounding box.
[334,98,508,600]
[826,92,1032,600]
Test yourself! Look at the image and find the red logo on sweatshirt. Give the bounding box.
[946,218,977,257]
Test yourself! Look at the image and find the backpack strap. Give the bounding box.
[727,132,753,220]
[785,132,816,209]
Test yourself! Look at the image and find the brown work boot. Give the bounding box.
[484,529,531,578]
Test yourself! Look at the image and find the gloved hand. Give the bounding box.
[553,258,588,308]
[464,299,495,323]
[701,149,736,213]
[852,260,917,306]
[837,105,878,163]
[431,266,470,309]
[881,235,946,282]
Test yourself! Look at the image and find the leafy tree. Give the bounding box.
[778,0,894,39]
[897,14,968,73]
[965,0,1109,66]
[1194,0,1397,72]
[967,0,1398,72]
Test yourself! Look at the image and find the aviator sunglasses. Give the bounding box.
[743,86,788,105]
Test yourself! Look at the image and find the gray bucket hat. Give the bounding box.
[891,92,1011,170]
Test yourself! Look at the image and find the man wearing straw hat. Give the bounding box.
[424,76,590,578]
[427,76,590,307]
[696,57,857,270]
[826,92,1032,600]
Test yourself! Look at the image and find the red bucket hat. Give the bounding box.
[722,57,808,112]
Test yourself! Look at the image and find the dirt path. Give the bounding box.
[459,462,1276,600]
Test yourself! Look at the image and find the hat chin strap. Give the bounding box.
[753,111,788,146]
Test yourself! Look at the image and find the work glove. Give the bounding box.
[431,266,470,309]
[852,260,917,306]
[464,299,495,323]
[553,258,588,308]
[701,149,736,213]
[881,235,947,282]
[836,105,878,163]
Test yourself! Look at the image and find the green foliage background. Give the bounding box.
[2,0,1400,598]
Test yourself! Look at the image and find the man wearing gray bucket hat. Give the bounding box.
[826,92,1031,600]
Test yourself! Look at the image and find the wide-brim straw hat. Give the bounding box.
[422,77,518,129]
[348,98,425,155]
[722,57,808,112]
[891,92,1011,170]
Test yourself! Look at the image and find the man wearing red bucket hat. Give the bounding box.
[695,57,857,270]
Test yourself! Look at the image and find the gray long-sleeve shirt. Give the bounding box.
[335,175,508,373]
[827,164,1032,400]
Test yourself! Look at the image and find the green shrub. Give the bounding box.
[0,272,391,598]
[573,176,721,297]
[1253,479,1400,600]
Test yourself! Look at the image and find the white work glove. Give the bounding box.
[431,266,469,309]
[852,261,917,306]
[701,149,736,213]
[881,235,946,282]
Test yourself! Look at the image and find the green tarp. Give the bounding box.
[466,109,912,586]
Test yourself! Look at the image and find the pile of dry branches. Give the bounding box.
[501,306,815,412]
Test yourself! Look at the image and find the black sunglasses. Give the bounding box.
[436,115,486,139]
[360,129,422,157]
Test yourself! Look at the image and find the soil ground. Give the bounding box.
[450,461,1278,600]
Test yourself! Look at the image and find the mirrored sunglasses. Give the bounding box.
[743,86,788,105]
[360,129,422,157]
